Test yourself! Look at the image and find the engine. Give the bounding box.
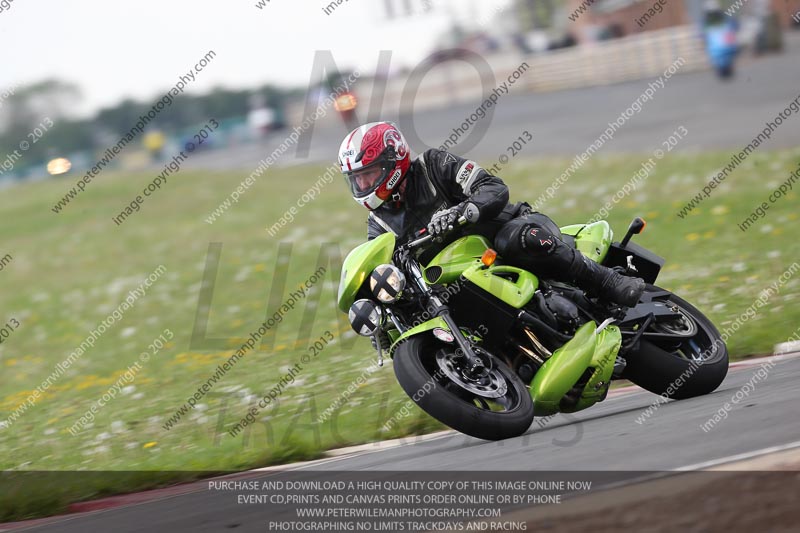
[533,290,580,335]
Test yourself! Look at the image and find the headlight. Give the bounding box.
[369,264,406,304]
[348,299,383,337]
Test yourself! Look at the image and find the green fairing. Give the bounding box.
[530,321,622,416]
[425,234,538,308]
[560,221,613,263]
[566,325,621,412]
[424,235,491,284]
[461,264,539,308]
[531,322,595,416]
[337,233,395,312]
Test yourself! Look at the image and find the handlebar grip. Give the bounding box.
[406,215,470,250]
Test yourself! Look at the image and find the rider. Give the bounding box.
[338,121,645,308]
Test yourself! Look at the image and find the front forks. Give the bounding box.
[405,257,486,375]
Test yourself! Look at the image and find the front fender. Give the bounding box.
[389,317,450,356]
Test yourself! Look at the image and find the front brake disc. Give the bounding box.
[435,348,507,398]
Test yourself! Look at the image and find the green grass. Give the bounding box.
[0,147,799,520]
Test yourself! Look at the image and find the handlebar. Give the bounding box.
[405,215,468,249]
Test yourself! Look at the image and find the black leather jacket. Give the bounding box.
[367,149,512,243]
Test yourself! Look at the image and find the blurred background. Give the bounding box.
[2,0,799,180]
[1,0,800,518]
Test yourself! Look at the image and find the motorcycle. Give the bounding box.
[703,9,739,79]
[334,91,359,131]
[337,210,729,440]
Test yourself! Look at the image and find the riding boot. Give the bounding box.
[565,251,645,308]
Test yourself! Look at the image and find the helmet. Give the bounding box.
[338,121,411,210]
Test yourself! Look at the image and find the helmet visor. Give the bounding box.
[344,160,392,198]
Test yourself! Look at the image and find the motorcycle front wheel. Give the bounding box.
[393,336,534,441]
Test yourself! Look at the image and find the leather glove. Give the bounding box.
[427,205,464,237]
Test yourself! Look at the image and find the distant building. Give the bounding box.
[515,0,558,31]
[772,0,800,28]
[566,0,687,42]
[565,0,800,43]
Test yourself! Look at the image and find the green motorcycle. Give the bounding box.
[337,214,729,441]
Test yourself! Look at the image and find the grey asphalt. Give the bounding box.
[183,35,800,173]
[13,355,800,532]
[306,356,800,473]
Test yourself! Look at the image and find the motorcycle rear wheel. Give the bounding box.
[622,286,729,399]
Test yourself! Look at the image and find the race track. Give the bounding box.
[9,354,799,532]
[182,34,800,172]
